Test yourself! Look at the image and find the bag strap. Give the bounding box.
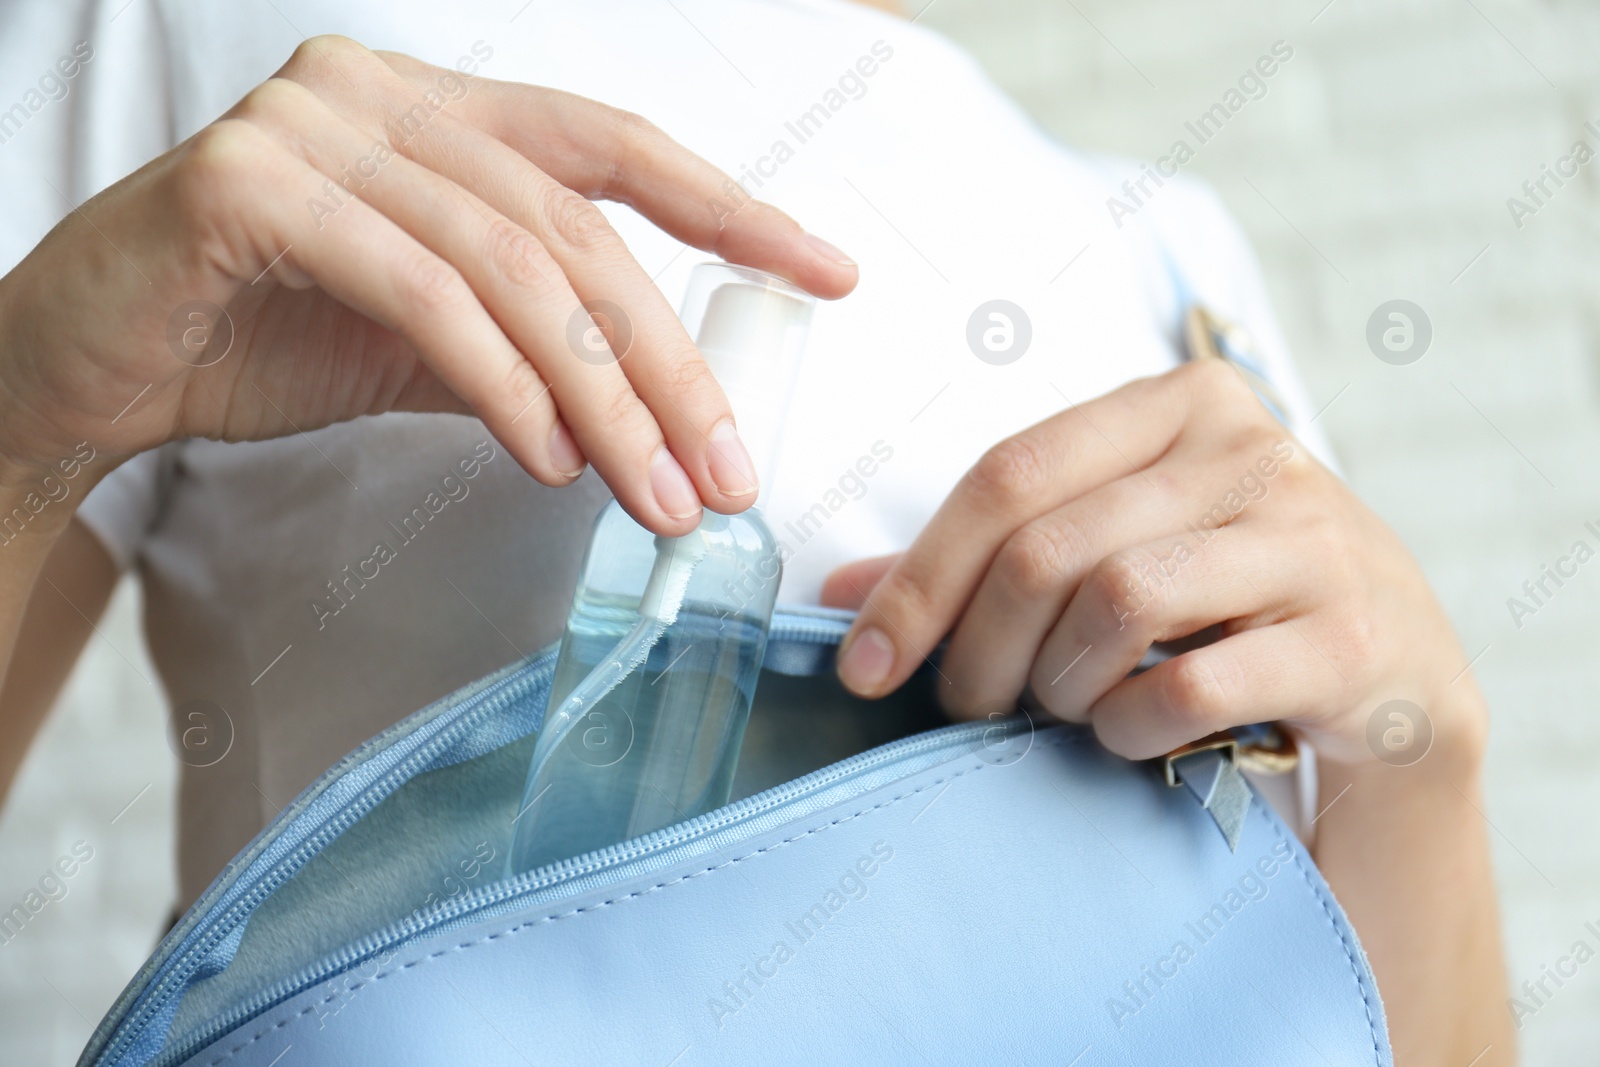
[1142,199,1293,425]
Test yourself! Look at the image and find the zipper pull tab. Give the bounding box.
[1162,726,1299,851]
[1169,744,1251,851]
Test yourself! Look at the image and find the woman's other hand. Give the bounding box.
[822,357,1484,773]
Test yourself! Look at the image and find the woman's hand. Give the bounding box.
[822,357,1485,770]
[823,358,1511,1064]
[0,37,856,535]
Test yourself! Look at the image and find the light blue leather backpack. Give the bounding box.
[78,605,1392,1066]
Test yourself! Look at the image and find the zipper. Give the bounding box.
[158,715,1011,1067]
[95,660,554,1067]
[86,607,893,1067]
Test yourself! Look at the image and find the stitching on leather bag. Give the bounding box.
[1259,801,1386,1063]
[200,741,1045,1065]
[202,734,1381,1065]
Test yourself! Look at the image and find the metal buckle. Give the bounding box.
[1183,305,1292,425]
[1162,724,1299,787]
[1162,730,1238,787]
[1235,724,1300,777]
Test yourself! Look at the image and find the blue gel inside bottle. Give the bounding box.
[508,504,781,873]
[510,263,813,874]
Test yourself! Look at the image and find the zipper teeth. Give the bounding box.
[100,663,552,1067]
[163,717,994,1066]
[99,611,849,1067]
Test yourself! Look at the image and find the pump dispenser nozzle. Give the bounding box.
[682,266,814,504]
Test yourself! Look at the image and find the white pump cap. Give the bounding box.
[679,264,815,504]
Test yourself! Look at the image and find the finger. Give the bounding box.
[938,474,1209,718]
[1030,524,1310,725]
[231,77,710,532]
[819,555,900,610]
[355,86,760,516]
[835,373,1192,699]
[272,50,735,526]
[228,82,575,482]
[374,52,858,298]
[177,120,588,491]
[387,369,474,417]
[1086,623,1347,760]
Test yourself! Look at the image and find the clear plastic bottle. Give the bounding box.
[509,264,814,874]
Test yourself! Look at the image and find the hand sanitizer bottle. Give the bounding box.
[509,263,815,874]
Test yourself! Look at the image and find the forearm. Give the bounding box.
[1312,690,1512,1066]
[0,461,115,800]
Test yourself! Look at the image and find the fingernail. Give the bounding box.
[548,421,586,478]
[805,232,855,267]
[838,627,894,694]
[707,420,759,498]
[650,445,702,521]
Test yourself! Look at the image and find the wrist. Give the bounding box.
[1410,640,1492,783]
[1323,683,1489,796]
[1429,684,1490,776]
[0,444,108,552]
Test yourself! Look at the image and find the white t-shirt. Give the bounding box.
[2,0,1329,905]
